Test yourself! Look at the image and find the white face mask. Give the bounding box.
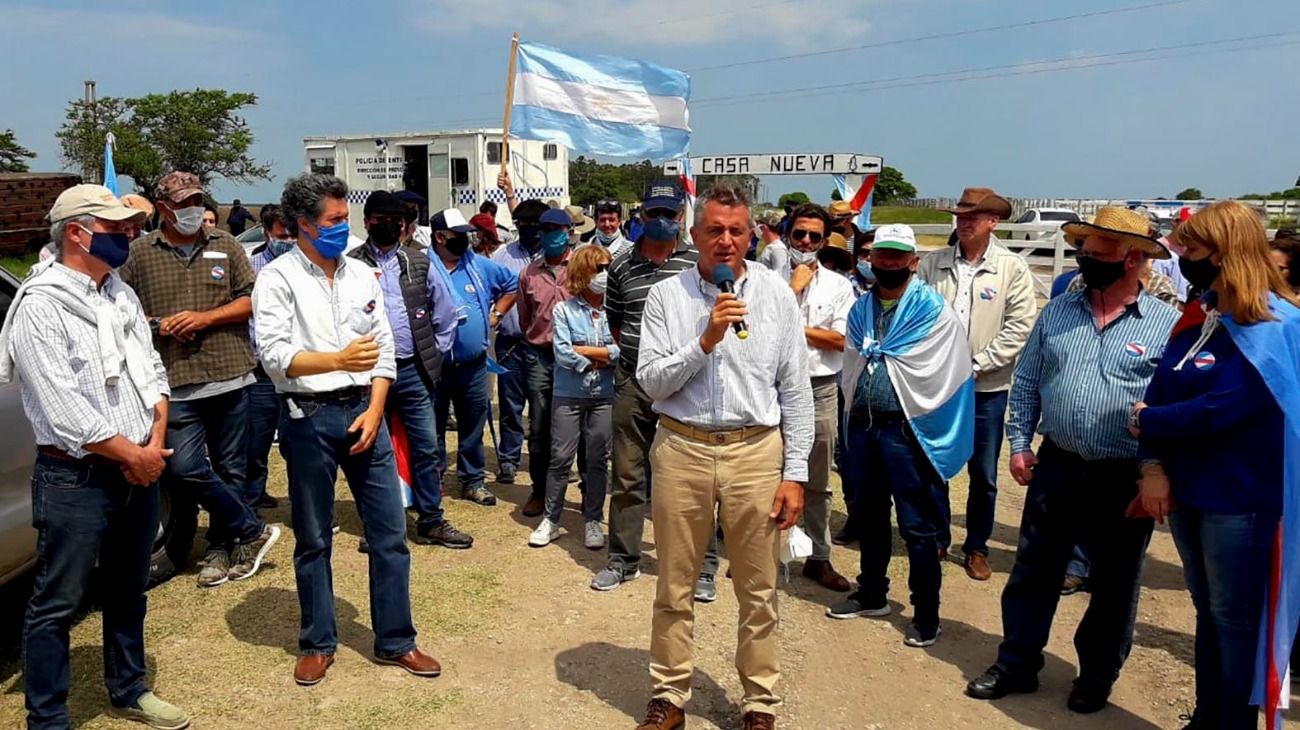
[170,205,205,236]
[790,247,819,266]
[588,271,609,295]
[595,228,619,245]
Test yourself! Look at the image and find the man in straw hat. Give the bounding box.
[919,187,1037,582]
[1,185,190,729]
[966,207,1179,714]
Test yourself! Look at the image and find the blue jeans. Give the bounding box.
[165,387,262,548]
[494,334,529,471]
[244,367,282,508]
[1067,544,1091,580]
[954,390,1007,556]
[1170,507,1276,728]
[847,415,949,629]
[278,390,417,658]
[434,355,490,489]
[24,455,158,730]
[995,440,1154,685]
[389,361,444,527]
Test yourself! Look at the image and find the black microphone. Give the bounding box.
[711,263,749,340]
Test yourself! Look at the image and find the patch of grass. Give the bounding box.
[870,206,951,225]
[0,253,38,277]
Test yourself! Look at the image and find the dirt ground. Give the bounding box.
[0,436,1211,730]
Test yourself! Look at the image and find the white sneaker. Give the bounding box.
[584,521,605,550]
[529,518,561,547]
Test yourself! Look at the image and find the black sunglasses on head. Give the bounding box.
[791,229,825,243]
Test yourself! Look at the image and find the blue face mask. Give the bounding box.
[76,225,131,269]
[308,221,350,259]
[856,261,876,283]
[541,230,570,258]
[644,216,680,242]
[266,238,296,258]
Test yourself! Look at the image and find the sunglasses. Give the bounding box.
[643,208,676,220]
[595,263,610,273]
[790,229,825,243]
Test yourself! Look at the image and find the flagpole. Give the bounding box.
[500,32,520,177]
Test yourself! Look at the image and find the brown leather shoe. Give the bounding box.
[294,653,334,686]
[375,648,442,677]
[522,495,544,517]
[634,699,685,730]
[965,552,992,581]
[743,711,776,730]
[801,559,851,592]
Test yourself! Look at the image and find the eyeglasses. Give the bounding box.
[790,229,825,243]
[643,208,676,220]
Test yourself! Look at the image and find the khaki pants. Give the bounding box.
[804,376,839,560]
[649,425,783,716]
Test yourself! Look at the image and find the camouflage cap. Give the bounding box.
[155,171,204,203]
[754,208,783,228]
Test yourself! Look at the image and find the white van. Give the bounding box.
[303,128,570,232]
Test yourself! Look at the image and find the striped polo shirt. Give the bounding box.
[1007,289,1179,461]
[606,238,698,373]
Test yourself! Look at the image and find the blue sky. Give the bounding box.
[2,0,1298,205]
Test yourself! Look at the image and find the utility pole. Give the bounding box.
[83,80,98,180]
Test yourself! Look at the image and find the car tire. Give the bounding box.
[148,482,198,587]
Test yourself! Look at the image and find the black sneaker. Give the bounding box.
[496,463,517,484]
[415,520,474,549]
[825,593,891,619]
[254,494,279,510]
[694,574,717,603]
[1177,710,1215,729]
[966,665,1039,700]
[831,527,858,546]
[462,484,498,506]
[1067,678,1111,714]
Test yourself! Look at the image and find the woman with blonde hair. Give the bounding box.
[528,244,619,549]
[1130,200,1300,729]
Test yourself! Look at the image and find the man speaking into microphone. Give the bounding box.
[632,184,813,730]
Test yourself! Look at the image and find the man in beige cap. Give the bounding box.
[120,171,279,590]
[918,187,1037,581]
[755,208,790,280]
[0,185,190,730]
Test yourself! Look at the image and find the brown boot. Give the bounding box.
[801,559,851,592]
[743,711,776,729]
[635,699,685,730]
[522,495,544,517]
[294,653,334,686]
[964,553,992,581]
[375,648,442,677]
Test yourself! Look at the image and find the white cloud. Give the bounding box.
[414,0,872,50]
[1,5,253,44]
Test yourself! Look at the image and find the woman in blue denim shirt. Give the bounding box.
[529,246,619,549]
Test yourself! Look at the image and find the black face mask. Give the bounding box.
[444,235,470,257]
[368,220,402,248]
[516,224,541,250]
[1178,254,1221,291]
[1077,255,1127,291]
[871,265,912,290]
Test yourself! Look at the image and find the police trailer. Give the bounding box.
[303,129,570,232]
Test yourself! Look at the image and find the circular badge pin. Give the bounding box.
[210,265,226,281]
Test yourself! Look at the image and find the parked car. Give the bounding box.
[1011,208,1081,240]
[235,224,264,257]
[0,266,197,587]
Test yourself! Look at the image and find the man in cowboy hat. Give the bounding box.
[966,207,1178,714]
[566,205,596,246]
[919,187,1037,581]
[828,200,859,243]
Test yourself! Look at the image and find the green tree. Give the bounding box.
[874,166,917,203]
[778,192,810,208]
[830,188,843,201]
[0,129,36,173]
[1176,187,1203,201]
[56,88,271,197]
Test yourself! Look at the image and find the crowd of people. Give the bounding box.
[3,166,1297,730]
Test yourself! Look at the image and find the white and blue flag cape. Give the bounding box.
[841,278,975,479]
[510,41,691,159]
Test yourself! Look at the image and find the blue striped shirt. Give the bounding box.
[1007,290,1179,461]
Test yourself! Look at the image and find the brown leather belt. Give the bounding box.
[658,416,775,445]
[37,446,117,468]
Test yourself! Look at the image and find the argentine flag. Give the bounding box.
[510,41,691,159]
[841,278,975,479]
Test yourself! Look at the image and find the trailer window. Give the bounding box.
[451,158,469,186]
[487,142,502,165]
[543,144,558,161]
[309,157,335,176]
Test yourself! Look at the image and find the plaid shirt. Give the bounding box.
[119,228,255,388]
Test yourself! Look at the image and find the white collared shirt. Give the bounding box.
[636,264,814,482]
[953,251,986,331]
[252,246,396,394]
[797,266,856,377]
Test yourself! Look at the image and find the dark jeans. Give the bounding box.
[279,390,416,658]
[995,440,1154,685]
[947,390,1007,556]
[847,415,949,629]
[607,367,718,575]
[434,355,490,489]
[1170,507,1276,728]
[526,344,557,499]
[24,455,158,730]
[494,334,529,471]
[389,361,444,527]
[165,387,262,548]
[544,398,611,523]
[244,367,282,508]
